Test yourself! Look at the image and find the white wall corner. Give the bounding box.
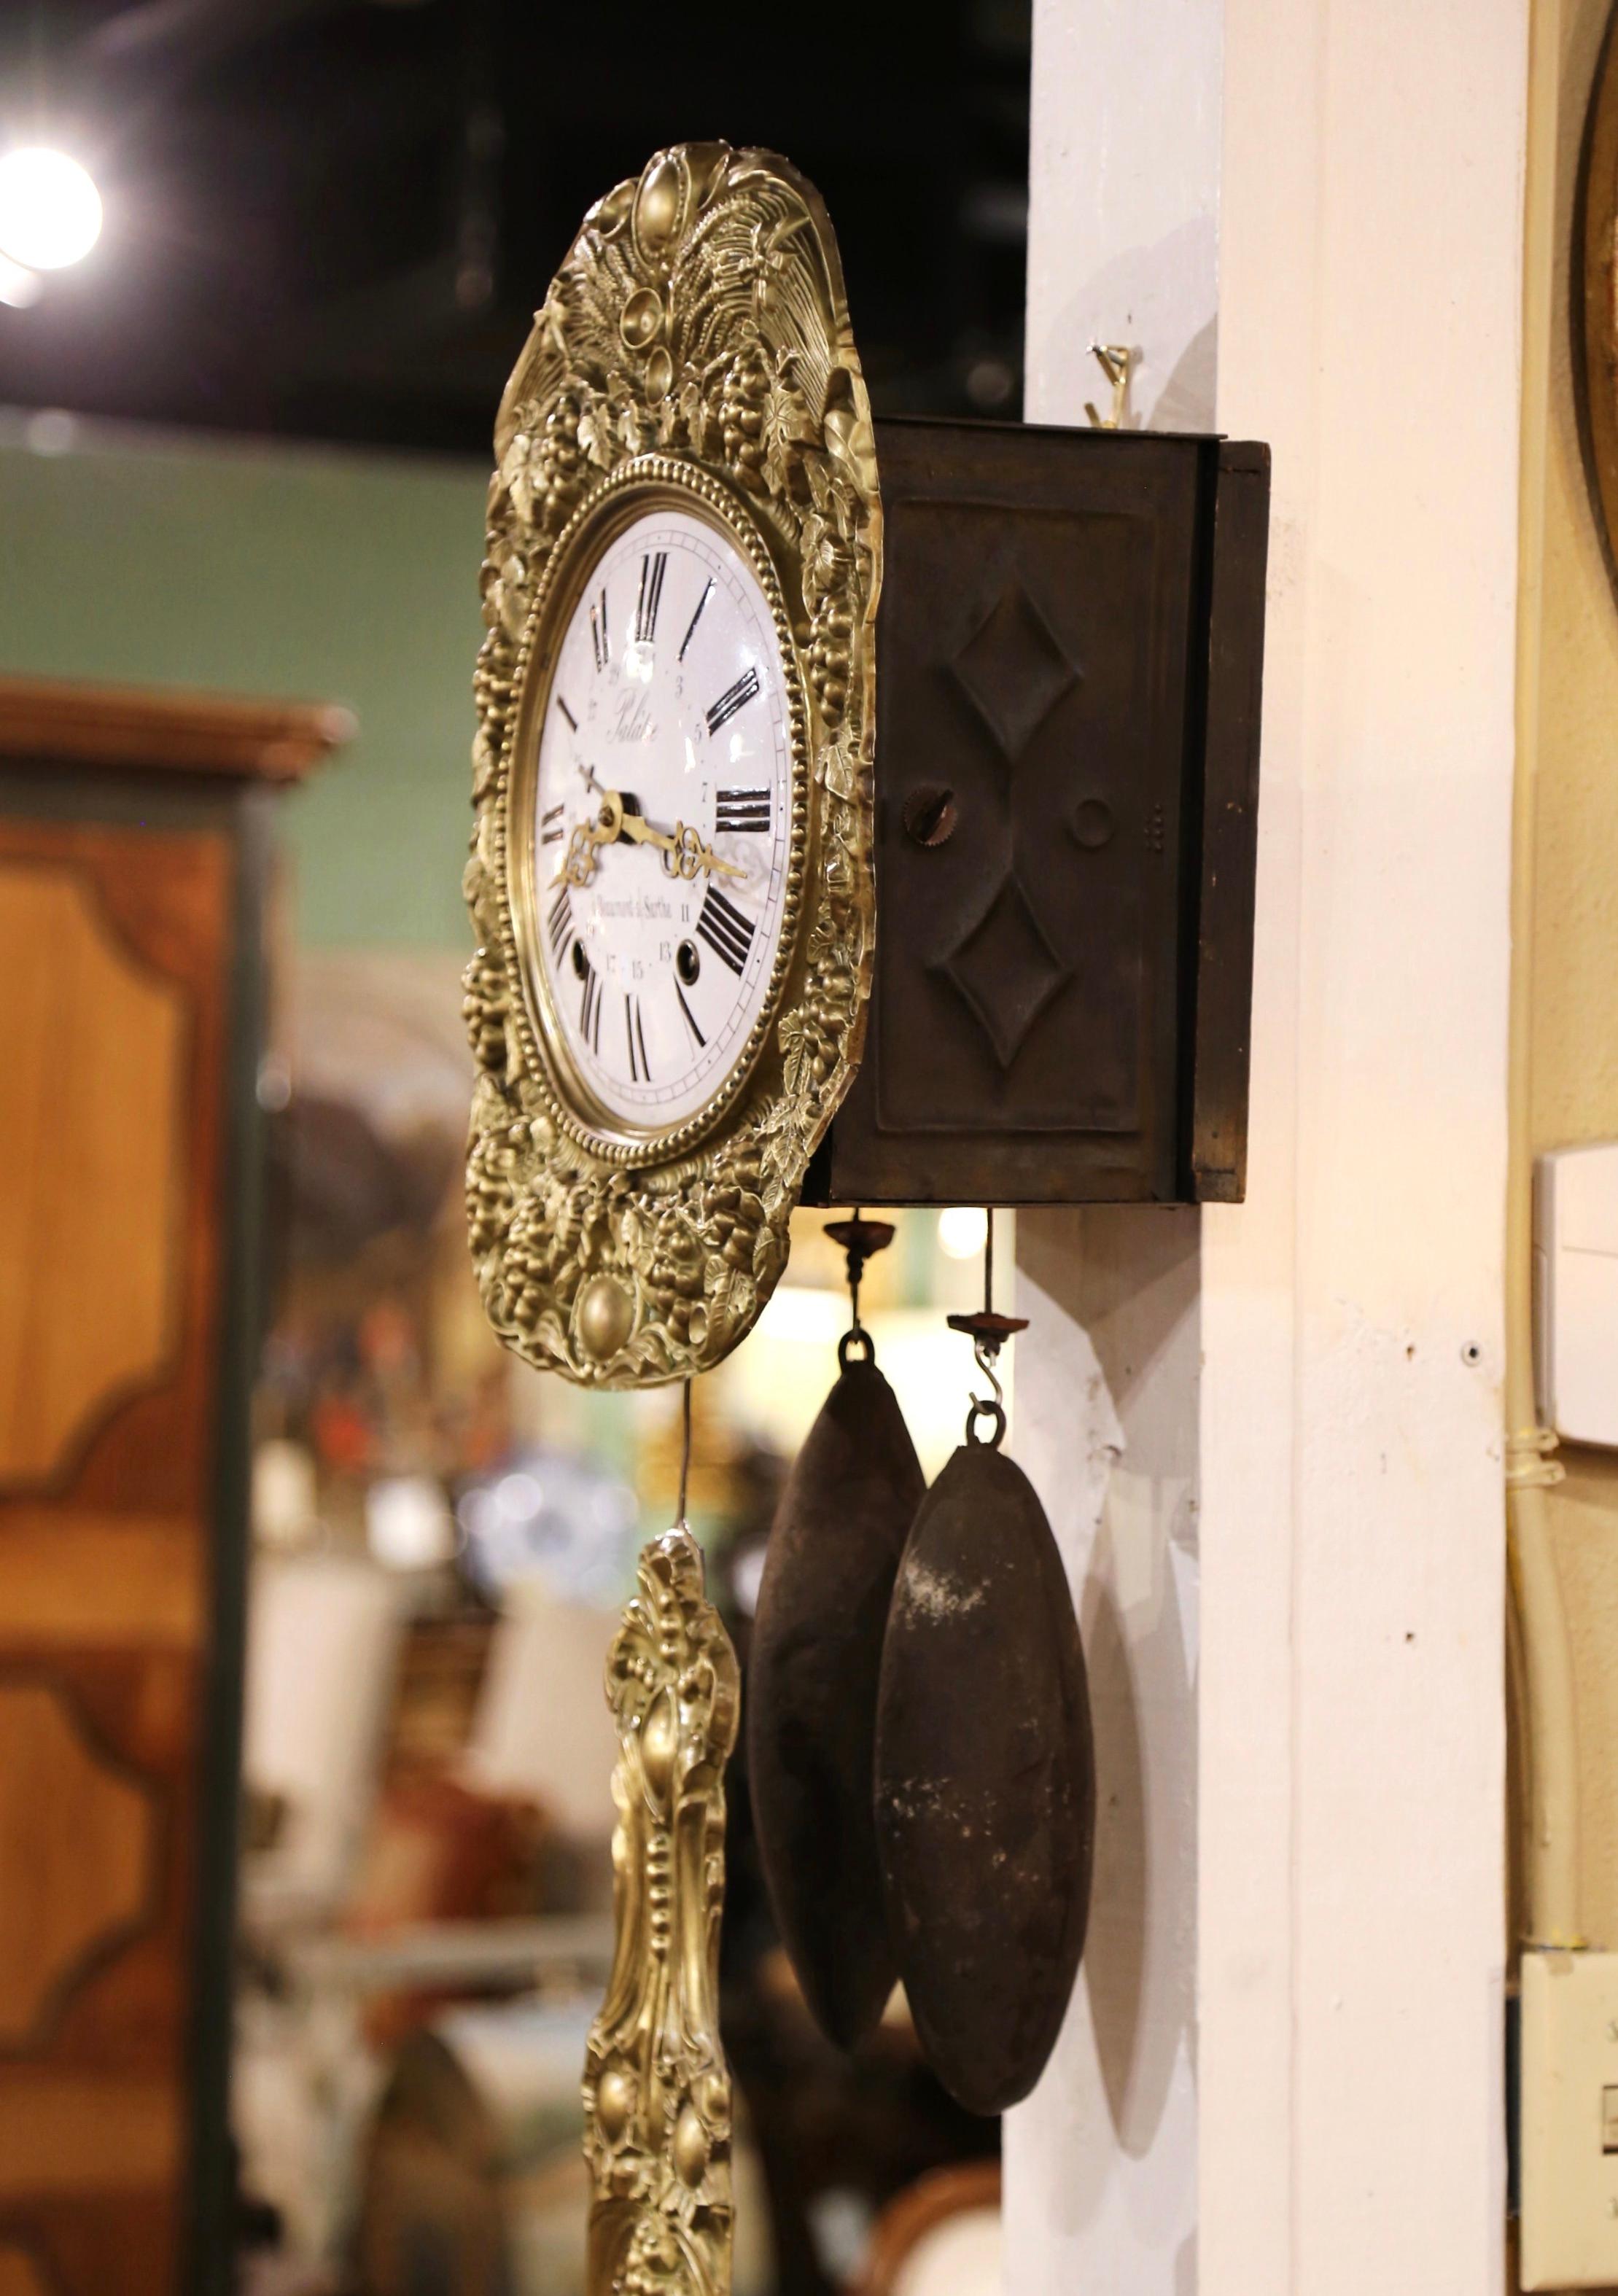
[1014,0,1521,2290]
[1008,1208,1202,2293]
[1009,7,1223,2288]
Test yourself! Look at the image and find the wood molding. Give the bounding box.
[0,1517,201,1648]
[0,675,352,784]
[0,2077,180,2197]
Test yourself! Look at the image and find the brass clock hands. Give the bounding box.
[619,808,747,882]
[557,786,747,890]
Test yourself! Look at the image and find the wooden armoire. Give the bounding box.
[0,678,349,2295]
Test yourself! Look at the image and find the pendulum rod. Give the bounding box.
[677,1374,693,1530]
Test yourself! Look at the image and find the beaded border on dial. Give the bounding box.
[496,454,811,1167]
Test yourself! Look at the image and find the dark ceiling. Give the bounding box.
[0,0,1031,457]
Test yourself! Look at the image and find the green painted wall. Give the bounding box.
[0,411,489,948]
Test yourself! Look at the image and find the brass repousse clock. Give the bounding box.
[464,141,881,1388]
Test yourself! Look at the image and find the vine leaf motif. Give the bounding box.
[578,394,617,469]
[583,1530,740,2296]
[464,141,883,1390]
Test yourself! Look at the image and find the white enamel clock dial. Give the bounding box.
[529,504,795,1137]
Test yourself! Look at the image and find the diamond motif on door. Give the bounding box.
[935,874,1072,1069]
[951,579,1079,762]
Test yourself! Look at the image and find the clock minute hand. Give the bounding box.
[615,808,747,883]
[556,789,747,887]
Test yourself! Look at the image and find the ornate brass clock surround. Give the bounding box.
[464,141,882,1390]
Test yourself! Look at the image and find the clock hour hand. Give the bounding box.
[556,786,631,888]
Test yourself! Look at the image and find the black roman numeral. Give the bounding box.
[706,666,760,736]
[548,886,573,963]
[636,552,667,645]
[715,785,771,833]
[626,994,650,1082]
[590,585,608,672]
[540,803,565,845]
[679,578,713,663]
[675,979,705,1048]
[580,957,602,1053]
[556,694,577,731]
[696,885,755,977]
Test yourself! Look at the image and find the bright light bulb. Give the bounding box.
[0,254,42,308]
[0,149,102,272]
[938,1206,989,1262]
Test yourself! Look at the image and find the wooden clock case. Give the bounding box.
[804,415,1269,1210]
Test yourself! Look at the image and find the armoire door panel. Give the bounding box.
[0,2245,54,2296]
[0,1681,158,2051]
[0,1653,196,2273]
[0,866,186,1490]
[0,1649,195,2060]
[0,818,228,1519]
[0,808,220,2276]
[1,2195,177,2296]
[0,680,347,2295]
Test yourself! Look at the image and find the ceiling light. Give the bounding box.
[0,149,103,273]
[938,1206,989,1261]
[0,254,42,308]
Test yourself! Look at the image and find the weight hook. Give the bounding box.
[965,1397,1008,1449]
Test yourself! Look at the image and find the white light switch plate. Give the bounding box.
[1522,1949,1618,2287]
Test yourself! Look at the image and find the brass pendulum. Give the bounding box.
[874,1211,1097,2115]
[747,1213,925,2050]
[583,1376,740,2292]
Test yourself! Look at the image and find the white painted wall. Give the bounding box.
[1009,0,1525,2288]
[1006,1211,1201,2291]
[1006,10,1221,2289]
[1023,0,1222,437]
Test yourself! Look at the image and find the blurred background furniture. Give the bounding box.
[848,2162,1002,2296]
[0,677,346,2294]
[352,1997,774,2296]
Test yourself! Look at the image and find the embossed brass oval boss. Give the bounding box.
[464,141,882,1390]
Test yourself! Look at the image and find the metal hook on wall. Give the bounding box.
[1084,340,1137,430]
